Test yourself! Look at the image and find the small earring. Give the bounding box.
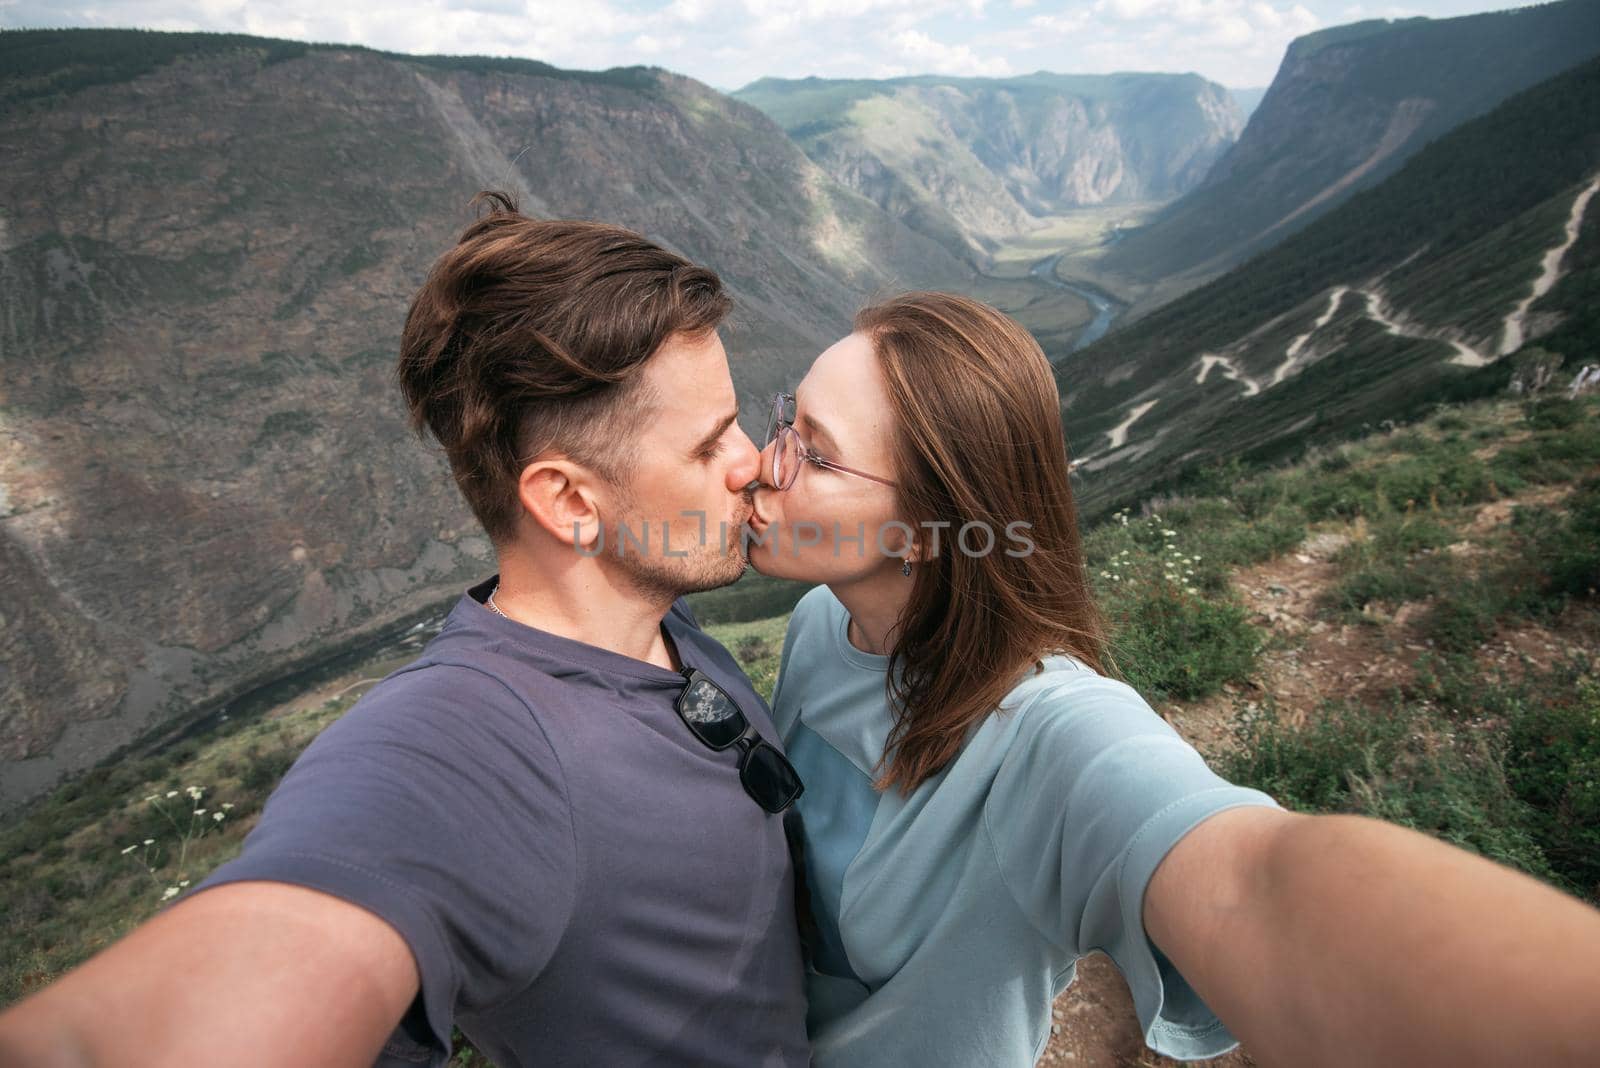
[900,558,913,577]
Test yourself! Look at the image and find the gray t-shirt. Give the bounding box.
[193,575,809,1067]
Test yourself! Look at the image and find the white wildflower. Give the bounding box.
[165,791,178,799]
[143,838,154,846]
[121,844,138,855]
[222,803,235,811]
[212,812,225,822]
[162,887,180,900]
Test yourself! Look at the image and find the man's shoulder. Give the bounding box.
[307,655,554,767]
[357,656,532,719]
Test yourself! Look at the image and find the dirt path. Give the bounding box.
[1105,399,1161,449]
[1500,174,1600,356]
[1271,286,1349,387]
[1194,353,1261,397]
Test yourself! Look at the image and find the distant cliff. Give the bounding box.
[735,72,1243,264]
[1105,0,1600,286]
[0,30,971,814]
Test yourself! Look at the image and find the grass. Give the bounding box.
[1222,651,1600,903]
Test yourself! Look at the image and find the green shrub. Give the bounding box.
[1491,416,1600,486]
[1221,688,1577,898]
[1319,551,1457,621]
[1483,478,1600,620]
[1223,697,1410,813]
[1107,585,1261,701]
[1417,582,1501,653]
[1521,395,1582,430]
[1503,670,1600,900]
[240,749,296,793]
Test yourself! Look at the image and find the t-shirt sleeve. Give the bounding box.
[985,670,1282,1062]
[189,662,579,1067]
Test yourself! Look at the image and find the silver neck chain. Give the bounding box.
[485,582,509,618]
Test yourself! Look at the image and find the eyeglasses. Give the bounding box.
[763,392,896,492]
[674,667,804,814]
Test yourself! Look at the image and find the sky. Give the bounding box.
[0,0,1534,90]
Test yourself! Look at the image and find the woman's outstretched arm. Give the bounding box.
[1144,807,1600,1067]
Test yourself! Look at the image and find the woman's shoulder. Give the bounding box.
[1003,651,1117,702]
[999,654,1167,741]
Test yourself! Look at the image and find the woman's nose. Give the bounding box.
[752,436,778,488]
[725,426,763,492]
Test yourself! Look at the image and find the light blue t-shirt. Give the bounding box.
[771,585,1284,1067]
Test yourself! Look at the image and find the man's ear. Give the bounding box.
[517,458,604,551]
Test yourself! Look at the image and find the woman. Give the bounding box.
[746,292,1600,1068]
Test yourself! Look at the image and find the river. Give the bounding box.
[1028,254,1126,352]
[139,600,453,755]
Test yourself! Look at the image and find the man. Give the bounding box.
[0,192,809,1067]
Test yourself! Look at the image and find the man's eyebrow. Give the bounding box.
[799,412,841,455]
[696,408,740,451]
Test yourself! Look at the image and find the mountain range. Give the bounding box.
[736,71,1243,265]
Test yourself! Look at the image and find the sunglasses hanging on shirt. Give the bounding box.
[674,668,805,814]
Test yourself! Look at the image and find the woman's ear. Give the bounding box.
[517,458,604,552]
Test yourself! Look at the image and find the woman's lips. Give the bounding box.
[747,492,774,533]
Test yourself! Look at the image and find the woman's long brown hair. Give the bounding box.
[857,292,1114,794]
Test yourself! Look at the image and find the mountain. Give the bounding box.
[0,29,973,814]
[734,72,1243,264]
[1103,0,1600,290]
[1229,87,1268,121]
[1059,55,1600,520]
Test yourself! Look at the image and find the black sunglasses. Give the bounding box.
[674,668,804,814]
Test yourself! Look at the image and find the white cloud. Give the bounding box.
[666,0,713,22]
[0,0,1505,91]
[892,28,1013,76]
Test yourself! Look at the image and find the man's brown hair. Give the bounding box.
[396,191,732,546]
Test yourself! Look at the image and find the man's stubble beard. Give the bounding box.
[602,485,754,603]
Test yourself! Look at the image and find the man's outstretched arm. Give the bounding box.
[0,880,420,1068]
[1145,807,1600,1067]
